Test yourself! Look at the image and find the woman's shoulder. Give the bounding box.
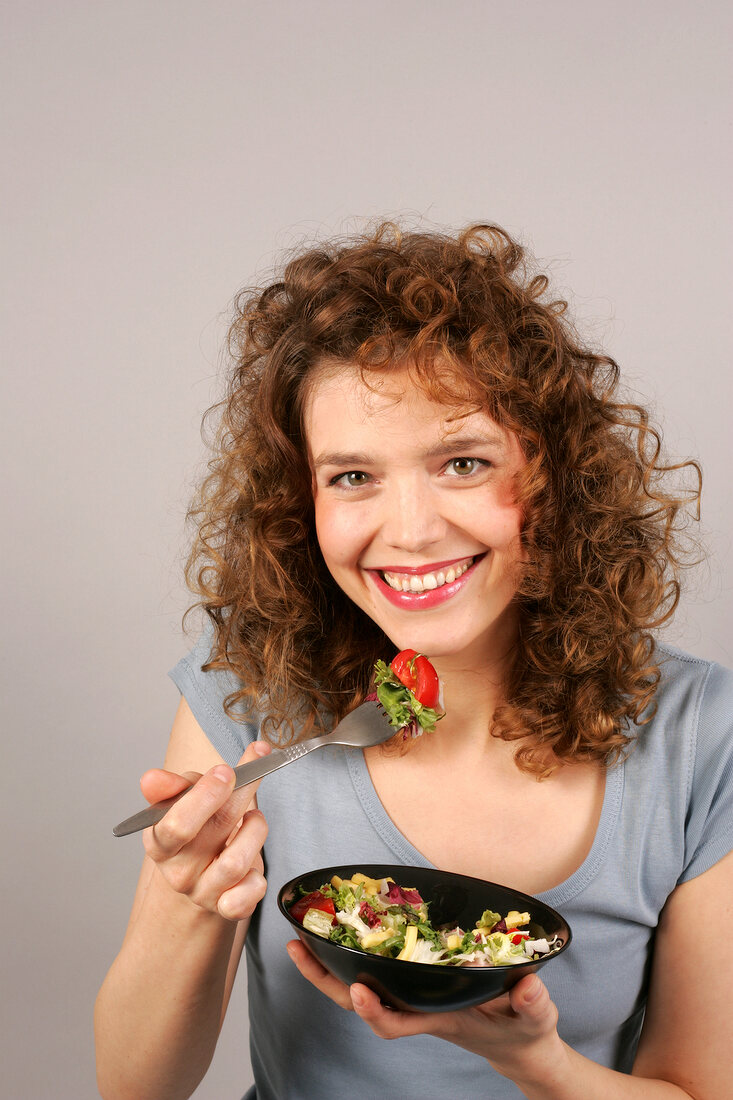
[638,640,733,770]
[654,640,733,722]
[655,638,729,672]
[168,626,263,765]
[644,641,733,883]
[622,641,732,829]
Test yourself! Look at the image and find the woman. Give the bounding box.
[95,223,733,1099]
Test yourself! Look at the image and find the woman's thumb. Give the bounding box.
[509,975,549,1018]
[139,767,199,805]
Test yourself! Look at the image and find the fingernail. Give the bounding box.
[253,741,271,757]
[286,943,296,959]
[218,896,237,919]
[523,977,542,1003]
[351,987,366,1008]
[212,765,232,783]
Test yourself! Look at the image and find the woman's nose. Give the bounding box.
[380,478,447,553]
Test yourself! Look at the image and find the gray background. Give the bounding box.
[2,2,731,1097]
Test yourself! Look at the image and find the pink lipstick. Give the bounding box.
[368,554,485,610]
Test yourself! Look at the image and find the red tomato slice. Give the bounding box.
[390,649,419,688]
[390,650,441,708]
[289,891,337,924]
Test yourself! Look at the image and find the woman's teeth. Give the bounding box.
[381,557,474,594]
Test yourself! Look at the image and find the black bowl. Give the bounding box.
[278,863,571,1013]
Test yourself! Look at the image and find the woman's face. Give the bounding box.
[304,365,526,666]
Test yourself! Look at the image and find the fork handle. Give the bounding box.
[230,740,319,789]
[112,740,322,837]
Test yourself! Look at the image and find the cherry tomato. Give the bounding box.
[289,891,337,924]
[390,649,441,708]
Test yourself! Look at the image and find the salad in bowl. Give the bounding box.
[288,870,563,968]
[278,864,571,1012]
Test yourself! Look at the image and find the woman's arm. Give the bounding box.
[94,699,269,1100]
[630,847,733,1094]
[287,849,733,1098]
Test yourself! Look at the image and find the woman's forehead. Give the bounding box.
[306,358,483,414]
[304,361,516,456]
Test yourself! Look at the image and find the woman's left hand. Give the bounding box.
[286,940,568,1086]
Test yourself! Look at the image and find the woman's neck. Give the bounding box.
[412,648,516,763]
[383,607,522,761]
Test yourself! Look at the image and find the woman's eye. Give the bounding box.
[330,470,371,488]
[445,457,486,477]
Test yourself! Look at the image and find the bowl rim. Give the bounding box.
[277,862,573,973]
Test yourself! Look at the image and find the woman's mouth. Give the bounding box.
[368,554,485,609]
[381,556,475,593]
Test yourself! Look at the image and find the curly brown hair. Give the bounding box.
[185,221,701,776]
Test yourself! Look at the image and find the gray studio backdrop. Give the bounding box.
[2,2,731,1097]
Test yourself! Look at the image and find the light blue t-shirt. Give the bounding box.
[170,637,733,1100]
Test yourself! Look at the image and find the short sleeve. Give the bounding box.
[168,625,263,766]
[679,661,733,883]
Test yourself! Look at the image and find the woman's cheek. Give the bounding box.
[485,496,524,545]
[314,500,364,568]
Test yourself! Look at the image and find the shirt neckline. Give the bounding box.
[344,746,625,908]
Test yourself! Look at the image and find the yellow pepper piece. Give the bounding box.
[397,924,418,961]
[352,873,382,893]
[360,929,391,949]
[505,910,530,930]
[331,875,343,889]
[446,933,462,951]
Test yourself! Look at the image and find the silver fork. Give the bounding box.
[112,700,393,837]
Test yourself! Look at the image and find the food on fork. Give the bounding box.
[372,650,444,739]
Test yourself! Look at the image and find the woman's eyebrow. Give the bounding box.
[423,433,506,457]
[312,435,505,470]
[312,450,373,470]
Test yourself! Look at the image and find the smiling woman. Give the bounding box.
[178,223,701,776]
[96,221,733,1100]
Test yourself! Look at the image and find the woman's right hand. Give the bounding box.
[139,740,271,921]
